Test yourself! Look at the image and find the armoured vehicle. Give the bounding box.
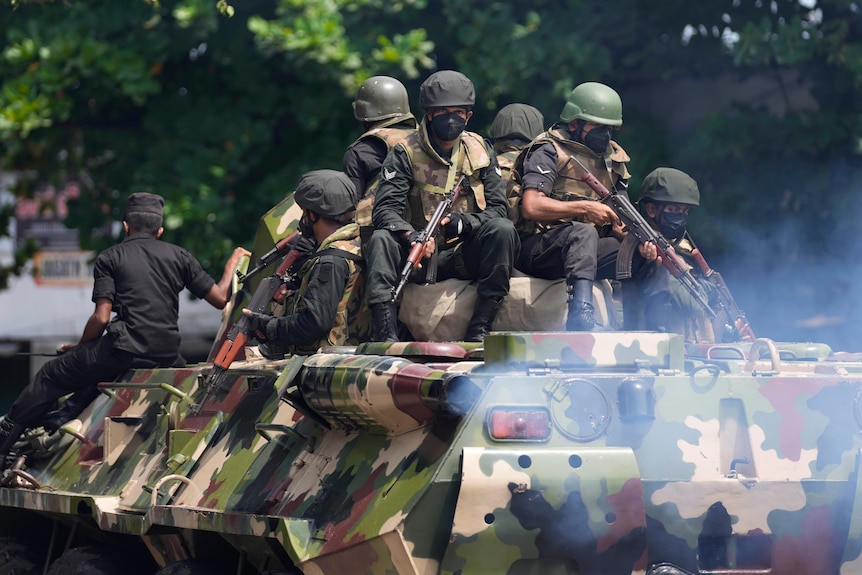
[1,195,862,575]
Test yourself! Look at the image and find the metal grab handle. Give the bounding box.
[150,474,193,506]
[745,338,780,374]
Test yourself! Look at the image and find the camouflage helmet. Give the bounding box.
[559,82,623,126]
[489,103,545,141]
[294,169,358,218]
[639,167,700,206]
[419,70,475,110]
[353,76,411,122]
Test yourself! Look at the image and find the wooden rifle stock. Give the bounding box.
[691,249,756,342]
[237,230,301,284]
[193,236,308,414]
[391,175,465,302]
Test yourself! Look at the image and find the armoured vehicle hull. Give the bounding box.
[2,195,861,574]
[1,331,861,574]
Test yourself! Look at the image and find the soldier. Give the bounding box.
[343,76,418,243]
[512,81,655,331]
[366,70,520,342]
[0,193,250,470]
[489,103,545,185]
[243,169,370,354]
[631,167,715,342]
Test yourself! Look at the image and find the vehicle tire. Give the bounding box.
[154,559,234,575]
[0,536,40,575]
[46,546,145,575]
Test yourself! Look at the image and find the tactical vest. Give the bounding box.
[353,116,417,232]
[493,139,524,185]
[288,223,370,354]
[399,123,490,233]
[508,128,630,236]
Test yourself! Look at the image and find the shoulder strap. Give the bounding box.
[316,247,363,263]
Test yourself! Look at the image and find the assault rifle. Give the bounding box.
[567,155,717,320]
[192,235,308,414]
[690,249,756,342]
[391,175,465,303]
[237,230,301,284]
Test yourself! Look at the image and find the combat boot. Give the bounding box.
[464,296,503,342]
[566,279,595,331]
[371,302,400,343]
[0,417,25,472]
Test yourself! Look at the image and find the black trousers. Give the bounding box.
[516,221,621,284]
[8,335,167,427]
[366,218,520,305]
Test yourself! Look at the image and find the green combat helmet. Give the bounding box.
[559,81,623,126]
[490,103,545,141]
[639,167,701,206]
[353,76,411,123]
[294,169,358,220]
[419,70,475,109]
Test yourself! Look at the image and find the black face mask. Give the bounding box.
[583,126,612,154]
[659,211,688,240]
[298,213,316,240]
[429,112,467,141]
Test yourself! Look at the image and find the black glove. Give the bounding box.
[442,213,472,243]
[243,309,275,342]
[405,230,424,246]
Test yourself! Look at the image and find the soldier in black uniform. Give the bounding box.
[343,76,417,198]
[513,82,656,331]
[242,170,370,355]
[365,70,519,342]
[0,193,249,472]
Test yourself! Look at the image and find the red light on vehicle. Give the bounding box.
[487,407,551,441]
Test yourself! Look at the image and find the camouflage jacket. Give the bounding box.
[275,223,370,354]
[371,118,508,237]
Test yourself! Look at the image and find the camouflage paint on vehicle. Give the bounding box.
[2,199,862,575]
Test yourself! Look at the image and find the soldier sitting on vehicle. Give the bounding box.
[489,103,545,186]
[242,169,371,355]
[365,70,520,343]
[508,82,657,332]
[627,167,738,343]
[343,76,418,246]
[0,193,249,472]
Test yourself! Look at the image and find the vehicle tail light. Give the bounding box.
[487,407,551,441]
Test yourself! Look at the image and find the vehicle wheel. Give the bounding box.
[46,546,146,575]
[0,536,40,575]
[155,559,234,575]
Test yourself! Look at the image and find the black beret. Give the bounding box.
[125,192,164,217]
[294,170,358,218]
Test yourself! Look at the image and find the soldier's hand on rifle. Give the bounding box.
[242,309,275,342]
[403,231,436,268]
[440,214,472,245]
[57,343,76,355]
[638,241,659,263]
[577,201,621,228]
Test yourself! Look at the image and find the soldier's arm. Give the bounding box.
[270,256,351,346]
[520,144,619,227]
[342,138,388,199]
[371,145,414,236]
